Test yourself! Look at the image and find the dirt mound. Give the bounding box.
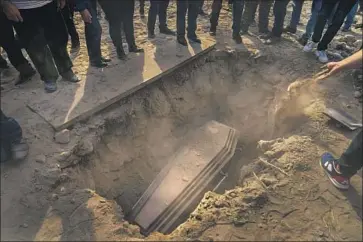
[165,135,362,241]
[34,189,143,241]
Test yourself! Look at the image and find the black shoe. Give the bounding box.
[129,46,144,53]
[15,63,36,85]
[148,31,156,38]
[258,29,270,35]
[61,70,80,83]
[232,34,242,44]
[188,35,201,44]
[0,57,8,69]
[101,57,111,62]
[177,36,188,46]
[259,32,274,40]
[116,46,127,60]
[298,33,309,46]
[160,27,176,36]
[283,26,296,34]
[209,27,217,36]
[90,60,108,68]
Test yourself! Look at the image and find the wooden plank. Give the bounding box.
[27,38,216,131]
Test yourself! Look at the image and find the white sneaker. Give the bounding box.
[303,40,317,52]
[315,50,329,63]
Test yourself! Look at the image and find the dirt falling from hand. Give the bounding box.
[267,77,319,138]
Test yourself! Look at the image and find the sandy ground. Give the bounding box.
[1,1,362,241]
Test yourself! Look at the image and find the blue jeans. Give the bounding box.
[304,0,336,38]
[289,0,304,29]
[343,0,359,29]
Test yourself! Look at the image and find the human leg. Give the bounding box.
[210,0,223,34]
[271,0,290,37]
[342,0,359,31]
[241,0,258,33]
[311,0,339,44]
[148,0,158,36]
[39,1,74,78]
[317,0,357,51]
[158,0,175,35]
[258,0,272,33]
[122,0,144,52]
[187,0,202,41]
[321,129,362,189]
[289,0,304,30]
[232,0,243,43]
[0,12,35,83]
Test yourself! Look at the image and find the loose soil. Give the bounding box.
[1,1,362,241]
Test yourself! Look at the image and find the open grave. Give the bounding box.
[38,41,352,240]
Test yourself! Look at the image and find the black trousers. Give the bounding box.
[140,0,145,13]
[312,0,356,50]
[83,0,103,63]
[0,54,7,68]
[99,0,137,48]
[176,0,202,37]
[210,0,244,35]
[241,0,273,33]
[271,0,290,37]
[12,1,72,82]
[0,12,30,71]
[148,0,170,32]
[338,130,363,178]
[61,1,80,44]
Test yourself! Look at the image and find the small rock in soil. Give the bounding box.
[20,223,28,228]
[54,129,70,144]
[56,151,71,162]
[335,42,346,50]
[354,91,362,98]
[340,51,350,58]
[75,138,94,156]
[329,52,343,60]
[353,39,362,49]
[51,194,59,201]
[344,34,356,44]
[35,154,46,164]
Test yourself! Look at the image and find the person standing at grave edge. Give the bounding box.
[147,0,175,38]
[75,0,111,68]
[98,0,144,60]
[1,0,80,93]
[241,0,273,36]
[209,0,244,44]
[176,0,203,46]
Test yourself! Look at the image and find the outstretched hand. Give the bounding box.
[315,62,343,81]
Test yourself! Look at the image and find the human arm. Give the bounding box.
[316,50,363,80]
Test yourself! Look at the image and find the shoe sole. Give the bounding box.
[319,159,349,190]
